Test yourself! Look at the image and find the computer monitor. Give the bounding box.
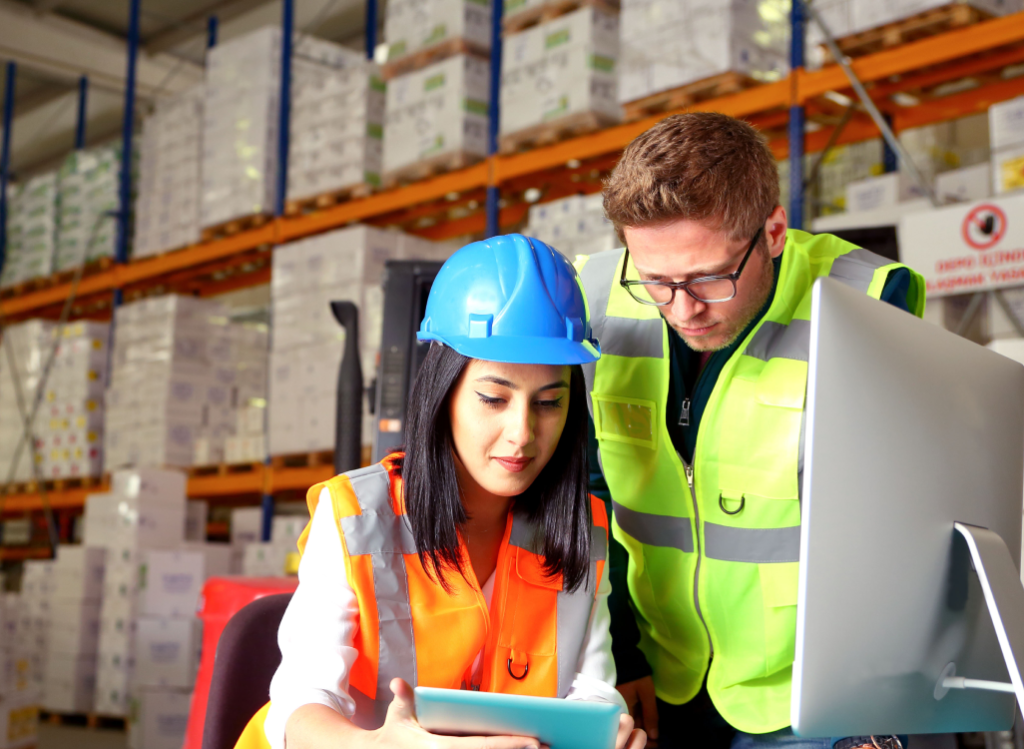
[792,278,1024,737]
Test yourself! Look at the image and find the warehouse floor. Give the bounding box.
[38,723,127,749]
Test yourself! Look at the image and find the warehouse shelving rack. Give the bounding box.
[3,4,1024,524]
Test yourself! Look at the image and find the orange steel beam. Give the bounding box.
[270,464,334,493]
[0,486,98,515]
[870,44,1024,100]
[770,114,883,160]
[415,201,532,241]
[893,73,1024,131]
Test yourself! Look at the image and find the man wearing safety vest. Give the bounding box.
[574,113,925,749]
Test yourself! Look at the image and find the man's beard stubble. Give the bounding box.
[666,248,775,353]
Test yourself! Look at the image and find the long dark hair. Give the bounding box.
[399,343,592,593]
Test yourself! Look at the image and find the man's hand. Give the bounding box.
[616,677,658,746]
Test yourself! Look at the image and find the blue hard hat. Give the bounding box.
[417,234,601,365]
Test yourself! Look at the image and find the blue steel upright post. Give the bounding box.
[76,76,88,150]
[0,62,15,278]
[116,0,140,276]
[263,0,295,543]
[365,0,378,59]
[485,0,503,238]
[788,0,806,231]
[207,15,218,50]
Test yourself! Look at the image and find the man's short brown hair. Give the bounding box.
[603,112,780,244]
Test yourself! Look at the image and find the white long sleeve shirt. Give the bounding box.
[264,489,626,749]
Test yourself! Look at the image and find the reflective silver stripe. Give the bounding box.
[508,511,544,554]
[703,523,800,563]
[744,319,811,362]
[340,464,416,729]
[590,523,607,562]
[828,248,892,294]
[602,316,664,358]
[613,501,694,553]
[579,250,625,419]
[557,575,594,696]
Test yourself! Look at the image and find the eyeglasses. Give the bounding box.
[619,225,765,306]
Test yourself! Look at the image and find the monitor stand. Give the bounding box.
[932,523,1024,708]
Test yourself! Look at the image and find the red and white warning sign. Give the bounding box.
[900,193,1024,297]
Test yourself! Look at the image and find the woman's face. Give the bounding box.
[448,359,571,499]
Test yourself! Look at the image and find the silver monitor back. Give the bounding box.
[792,278,1024,737]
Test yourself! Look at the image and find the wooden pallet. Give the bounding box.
[51,256,114,286]
[0,275,51,300]
[622,71,760,122]
[270,450,334,469]
[41,710,125,730]
[200,213,270,243]
[822,3,992,61]
[503,0,619,34]
[381,38,489,80]
[382,151,483,189]
[499,110,619,155]
[284,182,377,217]
[189,461,263,478]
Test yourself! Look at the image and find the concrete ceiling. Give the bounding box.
[0,0,368,176]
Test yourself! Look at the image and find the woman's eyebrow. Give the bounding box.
[538,380,569,391]
[475,375,517,389]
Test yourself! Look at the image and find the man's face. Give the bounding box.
[622,206,788,352]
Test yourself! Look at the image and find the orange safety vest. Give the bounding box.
[233,453,609,748]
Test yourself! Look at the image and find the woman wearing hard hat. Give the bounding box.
[232,235,647,749]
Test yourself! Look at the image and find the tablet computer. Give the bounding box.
[414,687,621,749]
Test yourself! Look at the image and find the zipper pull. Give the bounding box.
[685,463,694,490]
[679,398,691,427]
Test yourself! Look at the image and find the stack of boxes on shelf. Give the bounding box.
[617,0,788,107]
[0,320,53,484]
[526,193,618,258]
[104,295,268,471]
[1,173,57,288]
[202,26,281,229]
[0,590,39,749]
[500,3,621,148]
[382,1,492,179]
[134,85,205,259]
[55,144,123,272]
[18,561,53,699]
[240,512,306,577]
[38,322,109,481]
[268,225,453,457]
[43,546,106,714]
[288,38,385,205]
[989,96,1024,196]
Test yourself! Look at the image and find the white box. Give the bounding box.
[241,543,289,577]
[43,653,96,713]
[935,163,992,204]
[385,0,492,61]
[134,617,201,689]
[272,515,307,550]
[48,600,101,656]
[138,546,232,618]
[0,694,38,749]
[128,688,192,749]
[231,507,263,545]
[845,172,928,213]
[52,546,106,601]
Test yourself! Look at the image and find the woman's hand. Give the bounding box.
[377,678,544,749]
[615,713,647,749]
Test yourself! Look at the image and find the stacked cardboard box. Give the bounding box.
[500,6,620,139]
[103,295,233,470]
[83,468,185,718]
[289,45,384,202]
[0,591,39,749]
[55,144,122,272]
[618,0,788,105]
[0,320,53,484]
[202,26,281,228]
[383,54,490,177]
[1,173,57,287]
[134,85,204,259]
[37,321,109,480]
[526,193,618,258]
[990,96,1024,195]
[384,0,492,63]
[241,514,306,577]
[43,546,106,713]
[17,561,53,698]
[268,226,454,455]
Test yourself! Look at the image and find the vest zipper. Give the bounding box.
[683,457,712,657]
[679,398,690,427]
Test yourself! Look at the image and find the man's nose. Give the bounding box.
[669,288,707,322]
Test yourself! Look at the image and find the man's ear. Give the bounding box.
[765,205,788,259]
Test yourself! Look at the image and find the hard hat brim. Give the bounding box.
[417,332,600,365]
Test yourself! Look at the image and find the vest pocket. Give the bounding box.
[759,561,799,608]
[592,393,657,450]
[759,561,799,674]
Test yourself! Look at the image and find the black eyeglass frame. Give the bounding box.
[619,225,766,306]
